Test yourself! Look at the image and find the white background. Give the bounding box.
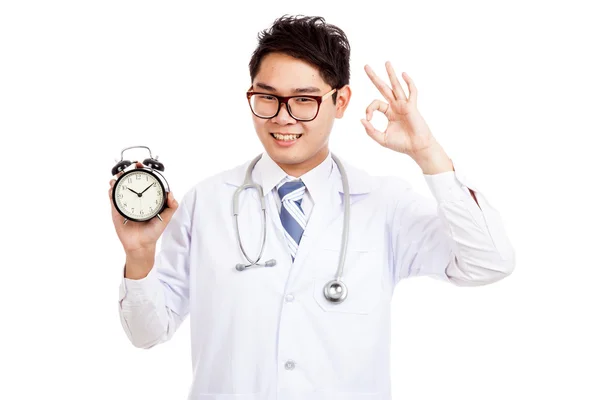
[1,0,599,399]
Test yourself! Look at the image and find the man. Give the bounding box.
[110,15,515,400]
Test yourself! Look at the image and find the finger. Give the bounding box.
[402,72,418,103]
[365,100,389,121]
[109,186,119,219]
[110,199,126,228]
[114,161,144,178]
[364,64,395,104]
[158,193,179,223]
[166,192,178,209]
[360,118,386,146]
[385,61,407,102]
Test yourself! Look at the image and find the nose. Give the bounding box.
[272,102,295,125]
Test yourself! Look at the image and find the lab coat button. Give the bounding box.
[284,294,295,303]
[284,360,296,370]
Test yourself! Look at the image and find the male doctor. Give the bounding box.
[109,15,515,400]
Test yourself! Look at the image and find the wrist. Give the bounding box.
[124,247,156,280]
[410,141,454,175]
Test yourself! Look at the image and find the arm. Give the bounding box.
[390,159,515,287]
[359,62,514,286]
[117,192,193,348]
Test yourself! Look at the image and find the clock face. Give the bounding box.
[113,170,166,221]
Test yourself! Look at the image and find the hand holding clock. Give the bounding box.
[108,162,179,256]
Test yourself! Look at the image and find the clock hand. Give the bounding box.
[128,187,141,196]
[140,183,154,195]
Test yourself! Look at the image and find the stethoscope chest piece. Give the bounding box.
[323,279,348,303]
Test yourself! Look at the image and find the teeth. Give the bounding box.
[273,133,301,141]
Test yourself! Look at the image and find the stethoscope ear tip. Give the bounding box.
[235,264,246,271]
[265,259,277,267]
[235,260,276,271]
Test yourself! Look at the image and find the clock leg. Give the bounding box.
[156,213,163,222]
[123,218,129,225]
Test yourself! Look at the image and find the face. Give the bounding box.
[250,52,351,177]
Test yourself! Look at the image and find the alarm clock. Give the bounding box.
[111,146,171,225]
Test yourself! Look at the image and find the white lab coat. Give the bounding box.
[118,151,515,400]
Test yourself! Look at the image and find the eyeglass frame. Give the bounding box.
[246,87,337,122]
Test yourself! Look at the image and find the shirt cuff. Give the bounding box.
[422,158,489,231]
[422,158,515,263]
[118,264,161,304]
[423,158,480,202]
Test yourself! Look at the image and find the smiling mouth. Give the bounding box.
[271,133,302,141]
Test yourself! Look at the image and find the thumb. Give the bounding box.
[166,191,178,209]
[361,119,386,146]
[159,192,179,223]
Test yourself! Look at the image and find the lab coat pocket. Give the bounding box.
[312,247,384,315]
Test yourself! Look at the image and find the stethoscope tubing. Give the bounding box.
[232,153,351,302]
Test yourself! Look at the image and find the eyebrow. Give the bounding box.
[254,82,322,94]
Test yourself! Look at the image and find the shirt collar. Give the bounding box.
[257,150,333,205]
[222,151,372,197]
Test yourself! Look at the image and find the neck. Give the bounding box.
[277,147,329,178]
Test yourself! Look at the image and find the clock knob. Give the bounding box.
[111,160,132,176]
[142,158,165,171]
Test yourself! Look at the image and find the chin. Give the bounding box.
[268,150,304,165]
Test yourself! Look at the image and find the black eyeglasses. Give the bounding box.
[246,87,337,122]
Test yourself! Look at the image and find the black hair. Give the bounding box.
[249,15,351,103]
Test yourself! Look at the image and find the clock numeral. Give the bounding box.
[155,199,158,205]
[140,209,144,215]
[136,174,141,180]
[118,193,123,199]
[146,176,149,181]
[132,208,135,213]
[153,182,156,186]
[149,207,153,212]
[128,178,132,184]
[123,202,128,207]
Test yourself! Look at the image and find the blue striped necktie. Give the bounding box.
[277,180,307,262]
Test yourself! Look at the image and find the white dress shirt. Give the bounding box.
[118,150,515,400]
[270,152,333,218]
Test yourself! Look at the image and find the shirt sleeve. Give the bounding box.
[117,190,193,348]
[390,160,515,287]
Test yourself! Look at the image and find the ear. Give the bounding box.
[334,85,352,119]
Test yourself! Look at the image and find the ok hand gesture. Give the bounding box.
[361,61,436,158]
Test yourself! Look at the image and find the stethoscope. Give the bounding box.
[232,153,351,304]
